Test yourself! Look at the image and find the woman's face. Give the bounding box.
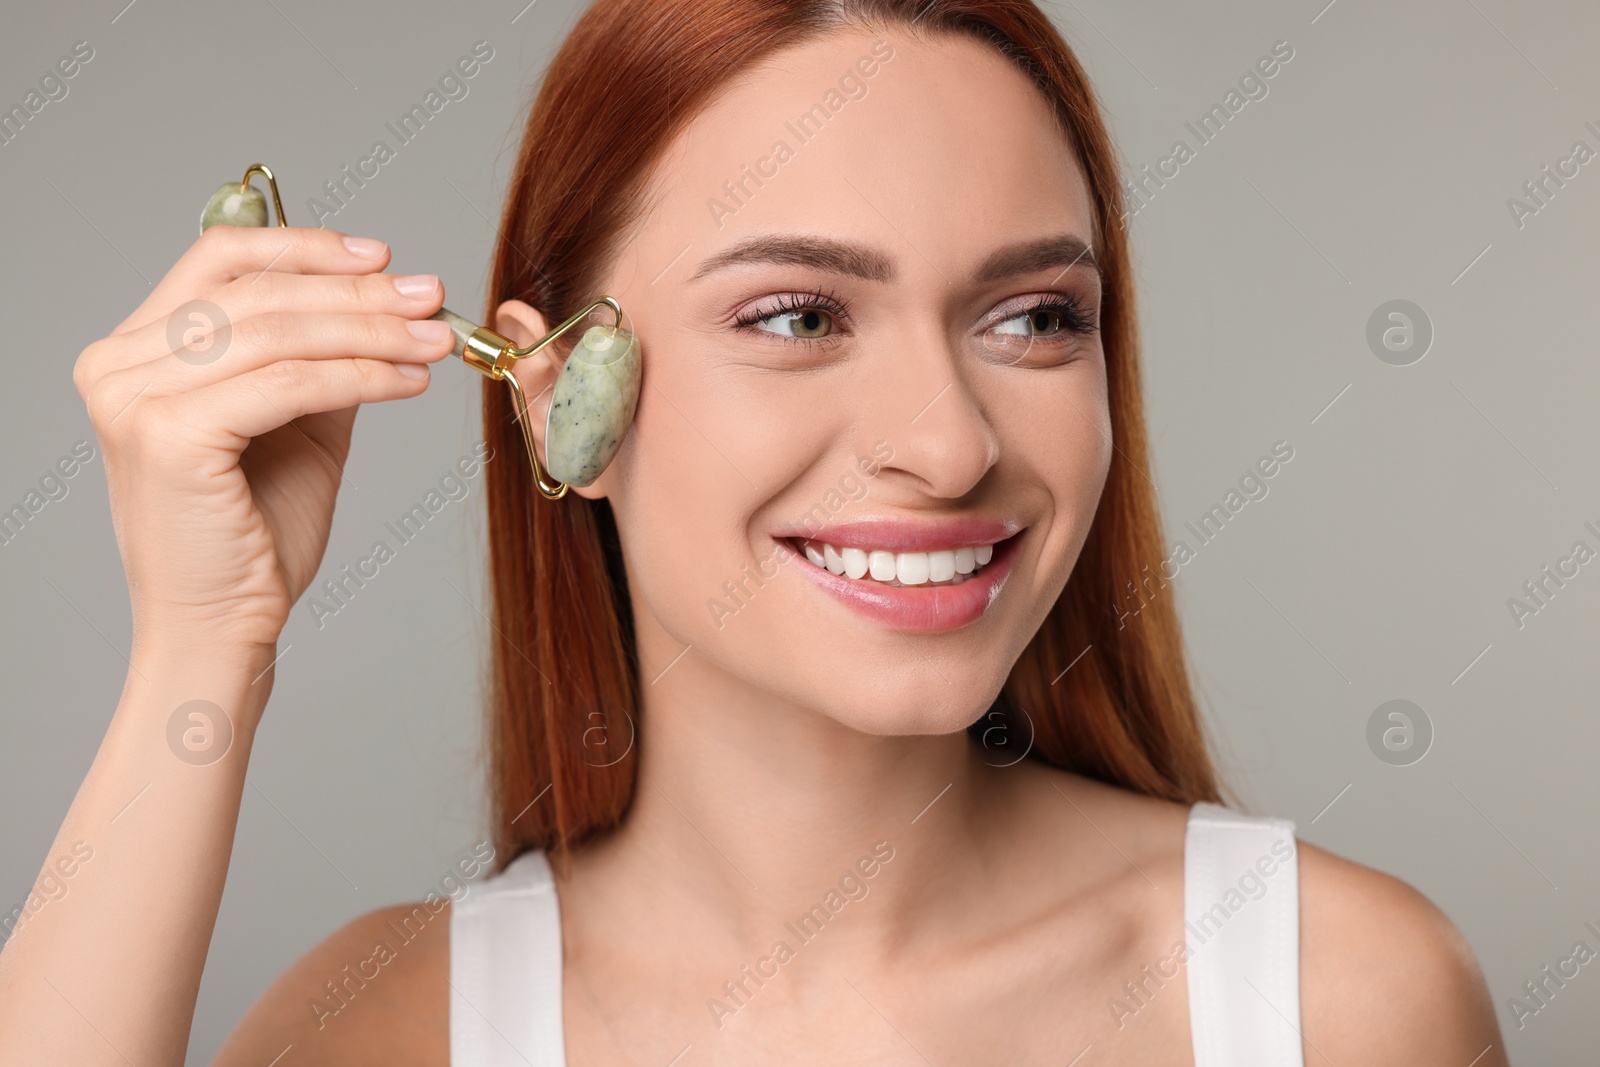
[519,27,1111,735]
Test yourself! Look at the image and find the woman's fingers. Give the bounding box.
[84,309,454,424]
[111,225,392,339]
[135,355,432,449]
[79,269,449,384]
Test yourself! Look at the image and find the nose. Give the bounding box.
[863,320,1001,500]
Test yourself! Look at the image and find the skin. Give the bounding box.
[0,26,1505,1067]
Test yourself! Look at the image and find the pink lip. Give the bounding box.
[778,528,1023,633]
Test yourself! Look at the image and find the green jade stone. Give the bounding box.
[200,182,268,232]
[545,324,641,487]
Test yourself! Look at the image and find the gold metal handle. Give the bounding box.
[452,297,624,500]
[241,163,288,226]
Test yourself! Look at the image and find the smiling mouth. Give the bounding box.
[786,534,1014,588]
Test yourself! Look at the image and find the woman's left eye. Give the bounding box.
[991,298,1094,339]
[994,308,1067,337]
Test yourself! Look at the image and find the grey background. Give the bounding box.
[2,0,1595,1061]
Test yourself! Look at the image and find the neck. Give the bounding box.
[582,642,1006,952]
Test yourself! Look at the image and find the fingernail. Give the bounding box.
[396,362,430,381]
[407,318,452,343]
[393,274,440,297]
[343,235,388,258]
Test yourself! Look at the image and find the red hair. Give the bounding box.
[479,0,1221,873]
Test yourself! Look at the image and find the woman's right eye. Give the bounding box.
[752,308,835,338]
[733,286,850,343]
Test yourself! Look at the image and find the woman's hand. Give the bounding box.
[0,227,455,1067]
[72,225,452,657]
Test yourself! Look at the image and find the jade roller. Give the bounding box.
[198,163,641,500]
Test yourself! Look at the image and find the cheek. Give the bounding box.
[606,343,830,638]
[1083,371,1114,493]
[1015,359,1112,505]
[620,332,847,520]
[611,385,738,628]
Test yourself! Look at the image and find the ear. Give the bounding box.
[492,299,614,501]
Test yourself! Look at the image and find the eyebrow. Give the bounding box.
[974,235,1100,284]
[687,232,1100,285]
[689,234,893,283]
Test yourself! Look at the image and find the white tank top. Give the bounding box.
[449,800,1302,1065]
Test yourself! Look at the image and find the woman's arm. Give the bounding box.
[0,644,274,1065]
[0,224,452,1065]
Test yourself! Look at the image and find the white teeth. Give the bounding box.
[896,552,930,585]
[798,539,1003,586]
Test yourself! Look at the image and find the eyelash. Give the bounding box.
[732,285,850,341]
[1007,293,1098,338]
[731,288,1099,345]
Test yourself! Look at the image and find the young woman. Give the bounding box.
[0,0,1505,1063]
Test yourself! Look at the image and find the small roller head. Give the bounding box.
[200,182,269,233]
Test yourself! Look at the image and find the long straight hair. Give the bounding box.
[479,0,1221,874]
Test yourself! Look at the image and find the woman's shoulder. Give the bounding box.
[1296,839,1506,1064]
[210,898,453,1067]
[208,843,560,1067]
[210,850,554,1067]
[1027,768,1506,1061]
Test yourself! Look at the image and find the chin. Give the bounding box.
[803,673,1007,738]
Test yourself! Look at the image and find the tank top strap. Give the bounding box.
[1183,800,1304,1067]
[449,848,566,1066]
